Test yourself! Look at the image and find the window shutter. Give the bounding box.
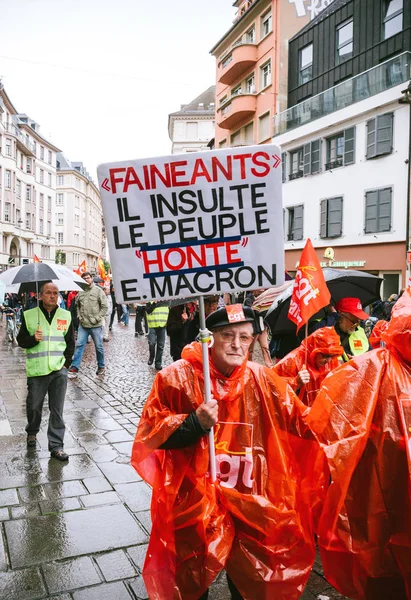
[378,187,392,232]
[344,127,355,165]
[294,205,304,240]
[328,197,343,237]
[282,152,287,183]
[320,199,327,238]
[376,113,393,156]
[303,143,311,175]
[366,118,376,159]
[311,139,321,173]
[365,190,378,233]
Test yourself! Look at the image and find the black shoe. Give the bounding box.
[96,367,105,375]
[155,365,162,371]
[51,450,69,461]
[148,358,154,366]
[27,435,37,447]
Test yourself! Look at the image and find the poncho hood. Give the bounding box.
[381,288,411,365]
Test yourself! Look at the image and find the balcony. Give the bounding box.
[218,93,257,129]
[325,158,343,171]
[274,52,411,136]
[3,122,36,156]
[219,43,258,85]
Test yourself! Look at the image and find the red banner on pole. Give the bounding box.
[288,239,331,331]
[74,260,86,276]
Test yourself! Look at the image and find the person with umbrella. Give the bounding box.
[309,297,370,361]
[17,282,74,461]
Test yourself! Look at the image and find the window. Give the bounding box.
[287,205,304,241]
[48,172,52,187]
[26,158,32,173]
[58,175,64,185]
[39,193,44,209]
[26,185,31,201]
[57,213,64,225]
[260,61,272,89]
[4,203,10,222]
[289,148,304,179]
[246,75,255,93]
[47,196,52,211]
[39,169,44,184]
[365,188,392,233]
[261,12,272,37]
[232,85,242,96]
[5,138,11,156]
[244,122,253,144]
[75,178,80,189]
[320,197,343,238]
[186,122,198,138]
[336,19,353,64]
[75,195,80,208]
[5,170,11,189]
[258,112,270,142]
[39,219,43,234]
[26,213,31,229]
[219,139,227,148]
[299,44,313,84]
[57,193,64,205]
[282,153,287,183]
[75,214,80,227]
[246,27,255,43]
[57,232,64,244]
[326,127,355,169]
[366,113,393,159]
[47,220,51,235]
[16,179,21,198]
[222,54,232,69]
[303,140,321,175]
[48,150,52,165]
[383,0,403,39]
[231,130,242,147]
[40,146,44,160]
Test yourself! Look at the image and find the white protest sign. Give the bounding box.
[97,145,284,303]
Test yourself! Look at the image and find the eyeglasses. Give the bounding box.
[216,331,254,346]
[341,314,360,327]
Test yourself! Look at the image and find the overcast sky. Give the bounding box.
[0,0,236,181]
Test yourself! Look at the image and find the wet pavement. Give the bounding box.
[0,318,349,600]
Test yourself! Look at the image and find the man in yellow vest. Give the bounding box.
[145,301,170,370]
[17,282,74,461]
[309,296,370,361]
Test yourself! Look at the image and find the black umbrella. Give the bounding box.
[11,263,58,284]
[265,268,383,336]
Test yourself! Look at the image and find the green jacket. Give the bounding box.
[77,284,108,328]
[24,307,71,377]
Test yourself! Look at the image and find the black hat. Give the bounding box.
[206,304,262,334]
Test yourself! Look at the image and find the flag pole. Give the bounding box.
[198,295,217,482]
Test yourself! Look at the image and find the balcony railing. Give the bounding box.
[289,171,304,180]
[325,158,343,170]
[274,52,411,136]
[3,121,36,155]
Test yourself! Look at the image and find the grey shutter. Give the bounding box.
[328,197,343,237]
[366,118,376,159]
[282,152,287,183]
[365,190,378,233]
[344,127,355,165]
[311,139,321,173]
[378,188,392,231]
[320,199,327,238]
[376,113,393,156]
[293,205,304,240]
[303,143,311,175]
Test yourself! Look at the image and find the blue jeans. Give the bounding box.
[71,325,104,370]
[26,367,67,451]
[120,304,129,326]
[148,326,166,368]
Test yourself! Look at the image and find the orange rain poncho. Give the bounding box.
[274,327,343,406]
[131,342,318,600]
[369,319,389,348]
[307,289,411,600]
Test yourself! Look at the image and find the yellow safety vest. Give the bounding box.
[24,307,71,377]
[146,306,170,328]
[341,326,369,362]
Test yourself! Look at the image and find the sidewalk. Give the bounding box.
[0,320,348,600]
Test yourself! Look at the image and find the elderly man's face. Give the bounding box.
[338,312,360,334]
[211,322,254,376]
[40,283,59,311]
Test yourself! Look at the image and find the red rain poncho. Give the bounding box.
[131,342,317,600]
[307,289,411,600]
[274,327,343,406]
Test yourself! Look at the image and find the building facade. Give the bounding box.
[210,0,316,149]
[56,154,103,273]
[168,86,216,154]
[0,85,59,268]
[274,0,411,296]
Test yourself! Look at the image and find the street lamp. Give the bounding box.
[17,218,23,265]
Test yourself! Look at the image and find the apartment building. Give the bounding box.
[168,86,216,154]
[0,84,59,268]
[210,0,318,149]
[56,153,103,272]
[274,0,411,296]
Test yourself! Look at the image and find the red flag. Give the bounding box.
[97,257,107,281]
[288,238,331,331]
[33,254,41,263]
[74,260,86,276]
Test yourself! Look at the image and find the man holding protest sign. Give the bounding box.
[131,304,318,600]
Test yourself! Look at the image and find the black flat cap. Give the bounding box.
[206,305,258,331]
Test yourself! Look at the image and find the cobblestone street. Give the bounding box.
[0,317,349,599]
